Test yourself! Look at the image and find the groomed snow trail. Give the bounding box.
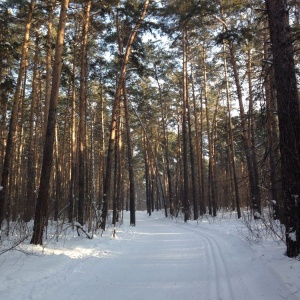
[2,211,299,300]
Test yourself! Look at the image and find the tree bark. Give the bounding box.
[190,67,205,215]
[25,30,39,222]
[182,27,190,222]
[266,0,300,257]
[44,0,55,137]
[122,85,136,225]
[203,47,215,216]
[263,20,280,220]
[229,44,261,217]
[223,43,241,218]
[186,75,198,220]
[78,0,92,226]
[154,65,173,216]
[68,50,77,223]
[0,0,35,227]
[100,0,150,230]
[31,0,69,245]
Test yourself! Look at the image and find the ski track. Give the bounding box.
[168,219,299,300]
[3,213,299,300]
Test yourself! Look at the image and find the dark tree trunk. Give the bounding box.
[31,0,69,245]
[190,67,205,216]
[223,46,241,218]
[0,0,35,227]
[100,0,150,230]
[68,53,77,224]
[263,20,281,221]
[143,132,151,216]
[25,30,39,222]
[123,85,136,226]
[182,27,189,222]
[266,0,300,257]
[78,0,92,226]
[155,65,173,216]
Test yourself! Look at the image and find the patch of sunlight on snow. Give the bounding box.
[134,232,183,236]
[41,246,113,259]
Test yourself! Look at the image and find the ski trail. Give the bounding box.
[164,220,236,300]
[158,216,299,300]
[201,230,235,300]
[3,212,299,300]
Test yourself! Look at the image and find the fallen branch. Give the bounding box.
[0,233,31,256]
[74,222,92,239]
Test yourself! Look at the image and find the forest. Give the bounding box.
[0,0,299,258]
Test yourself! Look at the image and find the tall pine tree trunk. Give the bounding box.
[31,0,69,245]
[25,30,39,222]
[186,76,198,220]
[263,21,280,220]
[123,85,136,225]
[203,48,215,216]
[215,15,261,217]
[191,67,205,215]
[68,52,77,223]
[229,44,261,217]
[182,27,189,222]
[78,0,92,225]
[266,0,300,257]
[223,44,241,218]
[100,0,150,230]
[44,0,55,137]
[154,66,173,216]
[0,0,35,227]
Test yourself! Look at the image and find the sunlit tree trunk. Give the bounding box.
[100,0,150,230]
[115,3,136,225]
[247,48,260,210]
[0,0,36,227]
[229,43,261,217]
[31,0,69,245]
[98,82,105,209]
[203,48,215,216]
[68,55,77,223]
[143,131,151,216]
[182,27,189,222]
[154,65,173,216]
[0,11,10,185]
[113,104,122,226]
[78,0,92,225]
[211,90,220,217]
[191,67,205,215]
[25,30,39,222]
[54,125,62,221]
[123,84,136,225]
[223,47,241,218]
[44,0,55,136]
[186,80,198,220]
[215,15,261,218]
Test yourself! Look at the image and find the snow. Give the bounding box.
[289,231,297,242]
[254,211,261,218]
[1,211,300,300]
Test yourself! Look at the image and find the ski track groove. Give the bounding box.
[164,218,297,300]
[201,230,235,300]
[163,219,236,300]
[8,214,299,300]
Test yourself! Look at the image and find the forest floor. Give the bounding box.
[1,210,300,300]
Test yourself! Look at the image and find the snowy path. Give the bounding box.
[1,212,299,300]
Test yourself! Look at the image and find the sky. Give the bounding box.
[1,210,300,300]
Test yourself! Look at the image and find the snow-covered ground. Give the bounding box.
[1,211,300,300]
